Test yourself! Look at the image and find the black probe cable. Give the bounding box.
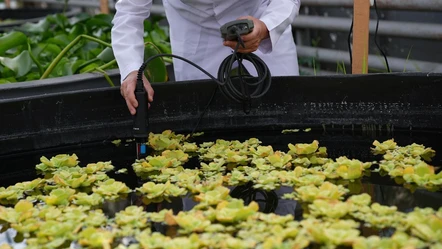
[373,0,390,73]
[136,28,272,135]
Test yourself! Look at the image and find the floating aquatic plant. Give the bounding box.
[281,129,300,134]
[402,207,442,243]
[224,168,250,186]
[92,179,131,200]
[263,151,293,169]
[53,169,98,189]
[41,187,76,206]
[168,169,202,187]
[353,231,427,249]
[302,218,361,247]
[192,185,231,209]
[322,157,373,181]
[116,168,128,174]
[201,158,226,173]
[71,192,104,206]
[78,226,115,249]
[214,199,259,224]
[284,181,349,203]
[165,210,211,234]
[288,140,319,156]
[372,139,441,191]
[148,130,190,151]
[84,161,115,174]
[0,178,44,205]
[115,206,149,229]
[35,153,79,172]
[249,145,274,158]
[132,154,183,176]
[252,170,283,191]
[136,181,187,204]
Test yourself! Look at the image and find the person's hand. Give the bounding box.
[223,16,269,53]
[120,70,154,115]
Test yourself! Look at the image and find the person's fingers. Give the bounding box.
[143,78,154,103]
[237,39,259,53]
[123,84,136,115]
[237,48,253,53]
[224,40,252,51]
[123,81,138,115]
[126,81,138,106]
[125,97,136,115]
[241,32,255,42]
[223,35,258,51]
[223,40,237,50]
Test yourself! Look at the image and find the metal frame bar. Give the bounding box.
[300,0,442,12]
[18,0,167,15]
[297,45,442,73]
[293,15,442,40]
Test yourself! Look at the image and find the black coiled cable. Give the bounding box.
[136,27,272,135]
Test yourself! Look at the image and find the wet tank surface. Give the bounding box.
[0,127,441,248]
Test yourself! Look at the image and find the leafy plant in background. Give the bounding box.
[0,12,171,85]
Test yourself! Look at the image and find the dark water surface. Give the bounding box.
[0,127,441,247]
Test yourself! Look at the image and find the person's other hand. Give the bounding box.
[223,16,269,53]
[120,70,154,115]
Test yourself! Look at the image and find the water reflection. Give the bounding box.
[0,228,26,249]
[374,184,442,212]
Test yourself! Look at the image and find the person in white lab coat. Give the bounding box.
[111,0,301,115]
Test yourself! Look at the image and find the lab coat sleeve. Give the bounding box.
[111,0,152,83]
[258,0,300,54]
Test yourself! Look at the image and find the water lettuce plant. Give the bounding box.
[136,181,187,205]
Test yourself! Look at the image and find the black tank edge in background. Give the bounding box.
[0,8,83,32]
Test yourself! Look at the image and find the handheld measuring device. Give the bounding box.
[133,76,149,159]
[220,19,254,41]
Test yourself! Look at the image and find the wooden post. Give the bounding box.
[5,0,11,8]
[352,0,371,74]
[100,0,109,14]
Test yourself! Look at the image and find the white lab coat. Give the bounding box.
[111,0,301,83]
